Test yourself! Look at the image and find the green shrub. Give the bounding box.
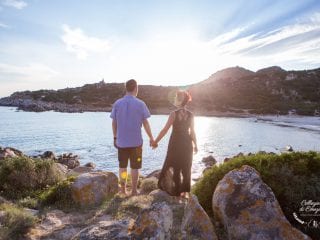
[192,151,320,239]
[0,157,65,199]
[0,203,37,240]
[39,176,76,209]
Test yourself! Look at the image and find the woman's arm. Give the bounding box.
[190,116,198,153]
[154,112,175,145]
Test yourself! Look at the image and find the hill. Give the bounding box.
[0,66,320,116]
[189,66,320,115]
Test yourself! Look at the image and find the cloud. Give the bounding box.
[208,12,320,67]
[0,62,59,82]
[2,0,27,9]
[61,24,111,60]
[0,22,9,28]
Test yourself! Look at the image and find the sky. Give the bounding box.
[0,0,320,97]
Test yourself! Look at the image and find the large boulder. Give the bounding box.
[129,201,173,239]
[212,165,311,240]
[71,172,118,206]
[129,189,218,240]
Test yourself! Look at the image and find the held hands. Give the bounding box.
[150,139,158,149]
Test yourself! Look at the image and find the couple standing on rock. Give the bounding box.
[110,79,198,197]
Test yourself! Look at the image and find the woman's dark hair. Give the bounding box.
[125,79,137,92]
[176,90,192,107]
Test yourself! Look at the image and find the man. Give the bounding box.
[110,79,154,196]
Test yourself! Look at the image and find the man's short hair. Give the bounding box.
[125,79,137,92]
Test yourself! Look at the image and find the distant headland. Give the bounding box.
[1,66,319,116]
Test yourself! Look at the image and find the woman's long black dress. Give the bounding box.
[158,109,193,196]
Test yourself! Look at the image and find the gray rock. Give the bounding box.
[129,202,173,239]
[212,165,311,240]
[67,166,94,177]
[54,163,68,176]
[71,172,118,206]
[57,153,80,169]
[181,194,217,240]
[41,151,56,160]
[140,177,158,194]
[75,220,130,240]
[84,162,96,169]
[145,169,161,179]
[202,155,217,167]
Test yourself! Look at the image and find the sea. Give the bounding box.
[1,106,320,181]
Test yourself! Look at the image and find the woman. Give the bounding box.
[153,90,198,198]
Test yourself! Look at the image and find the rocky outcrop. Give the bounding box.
[71,172,118,206]
[75,189,217,240]
[57,153,80,169]
[29,189,217,240]
[0,146,24,159]
[212,165,311,240]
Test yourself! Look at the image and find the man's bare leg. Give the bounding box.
[119,168,128,195]
[131,168,139,196]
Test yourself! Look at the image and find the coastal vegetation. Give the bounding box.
[0,156,65,199]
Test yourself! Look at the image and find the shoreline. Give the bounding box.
[1,105,318,119]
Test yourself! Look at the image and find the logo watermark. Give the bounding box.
[293,200,320,229]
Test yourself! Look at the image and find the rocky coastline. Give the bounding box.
[1,146,318,239]
[0,97,112,113]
